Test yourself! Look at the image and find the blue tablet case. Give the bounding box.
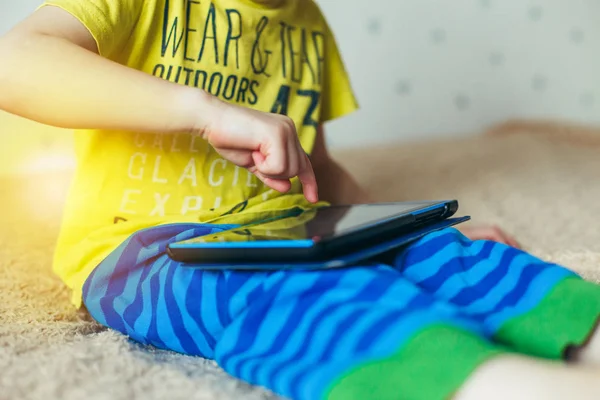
[182,216,470,271]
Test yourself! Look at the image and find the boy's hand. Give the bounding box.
[459,225,521,248]
[201,99,318,203]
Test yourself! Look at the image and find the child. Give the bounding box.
[1,1,599,399]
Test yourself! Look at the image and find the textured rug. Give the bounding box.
[2,127,600,400]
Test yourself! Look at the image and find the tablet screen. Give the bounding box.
[175,201,446,245]
[303,202,439,238]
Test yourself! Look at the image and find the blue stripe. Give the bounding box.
[81,267,95,307]
[363,304,479,358]
[448,246,520,306]
[237,273,344,383]
[398,229,470,267]
[223,273,322,380]
[215,273,232,328]
[98,237,145,334]
[83,236,134,324]
[122,256,158,344]
[316,278,406,361]
[173,228,202,244]
[133,257,170,344]
[215,272,288,368]
[269,305,359,396]
[327,296,426,361]
[145,266,168,349]
[240,270,375,385]
[111,261,146,337]
[402,240,487,281]
[163,259,202,355]
[283,267,420,396]
[295,310,482,400]
[135,241,162,265]
[252,271,376,391]
[226,272,266,319]
[456,260,552,316]
[171,266,214,357]
[423,243,510,303]
[258,268,400,389]
[154,260,188,353]
[223,270,250,296]
[82,264,107,324]
[135,224,187,244]
[199,272,226,340]
[411,241,495,289]
[485,267,574,331]
[353,293,433,352]
[184,269,217,351]
[82,241,127,310]
[136,224,211,245]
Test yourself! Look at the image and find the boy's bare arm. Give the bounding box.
[311,126,371,205]
[0,6,212,134]
[0,6,318,202]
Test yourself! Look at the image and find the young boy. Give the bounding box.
[1,1,600,399]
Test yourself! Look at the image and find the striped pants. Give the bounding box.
[82,224,600,400]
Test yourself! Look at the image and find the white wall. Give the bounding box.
[1,0,600,152]
[319,0,600,148]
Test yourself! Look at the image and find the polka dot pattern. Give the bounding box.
[395,80,411,96]
[570,28,585,44]
[489,52,505,66]
[430,29,446,44]
[367,18,382,35]
[532,75,548,92]
[2,1,598,151]
[454,95,471,111]
[317,0,600,146]
[528,6,544,21]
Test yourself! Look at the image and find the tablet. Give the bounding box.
[166,200,460,264]
[171,216,470,271]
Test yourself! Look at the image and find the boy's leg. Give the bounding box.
[81,224,600,400]
[81,224,513,400]
[81,223,241,358]
[395,228,600,360]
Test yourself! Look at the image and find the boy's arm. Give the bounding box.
[312,125,372,205]
[0,6,318,202]
[0,6,212,133]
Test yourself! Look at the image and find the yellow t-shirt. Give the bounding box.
[41,0,358,306]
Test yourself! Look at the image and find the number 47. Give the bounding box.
[270,85,321,129]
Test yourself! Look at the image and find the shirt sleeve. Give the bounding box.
[319,21,359,124]
[39,0,144,58]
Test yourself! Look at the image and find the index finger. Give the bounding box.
[298,154,319,203]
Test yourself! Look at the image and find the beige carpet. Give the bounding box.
[2,127,600,400]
